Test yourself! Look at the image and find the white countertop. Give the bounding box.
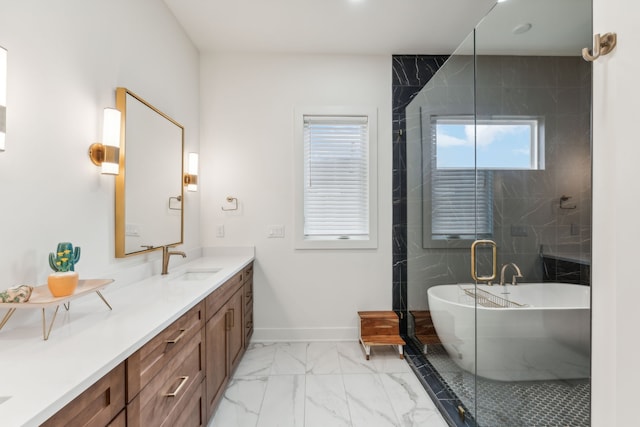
[0,249,254,427]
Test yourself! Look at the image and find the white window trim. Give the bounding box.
[294,106,378,250]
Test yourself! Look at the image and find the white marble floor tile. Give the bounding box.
[208,376,269,427]
[271,342,308,375]
[235,342,278,378]
[337,341,378,374]
[213,341,448,427]
[305,374,351,427]
[306,342,341,375]
[370,346,412,374]
[379,373,448,427]
[343,374,401,427]
[256,374,306,427]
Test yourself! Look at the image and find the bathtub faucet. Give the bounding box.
[499,263,523,285]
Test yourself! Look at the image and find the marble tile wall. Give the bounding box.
[391,55,448,331]
[403,55,592,315]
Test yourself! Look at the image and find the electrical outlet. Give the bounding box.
[216,225,225,238]
[268,225,285,238]
[510,225,528,237]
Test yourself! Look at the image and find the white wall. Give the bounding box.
[592,0,640,424]
[200,53,392,340]
[0,0,200,291]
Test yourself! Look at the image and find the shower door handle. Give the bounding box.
[470,239,497,283]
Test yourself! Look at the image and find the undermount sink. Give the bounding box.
[173,268,222,282]
[0,396,11,405]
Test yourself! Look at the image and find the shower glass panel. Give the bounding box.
[404,0,592,425]
[473,0,592,424]
[405,30,480,421]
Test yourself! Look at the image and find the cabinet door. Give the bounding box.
[42,363,125,427]
[205,305,230,418]
[228,287,244,371]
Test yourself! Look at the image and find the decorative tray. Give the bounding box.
[0,279,114,340]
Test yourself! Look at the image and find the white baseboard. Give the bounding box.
[252,327,358,342]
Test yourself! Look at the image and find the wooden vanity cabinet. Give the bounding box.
[243,263,254,347]
[43,261,255,427]
[126,301,206,427]
[204,264,252,419]
[41,362,125,427]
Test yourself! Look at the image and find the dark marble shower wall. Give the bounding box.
[391,55,447,332]
[393,55,592,328]
[404,55,592,318]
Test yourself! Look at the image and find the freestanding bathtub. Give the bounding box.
[427,283,590,381]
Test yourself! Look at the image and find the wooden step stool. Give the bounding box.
[358,311,406,360]
[410,310,441,354]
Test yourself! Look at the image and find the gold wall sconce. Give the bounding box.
[0,46,7,152]
[89,108,121,175]
[184,152,199,192]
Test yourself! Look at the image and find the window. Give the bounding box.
[294,107,378,249]
[425,116,543,244]
[435,117,543,170]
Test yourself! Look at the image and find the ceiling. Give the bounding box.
[474,0,591,56]
[163,0,591,56]
[162,0,497,55]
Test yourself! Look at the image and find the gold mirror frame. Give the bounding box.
[115,88,184,258]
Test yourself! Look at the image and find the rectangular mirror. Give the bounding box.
[0,45,6,151]
[115,88,184,257]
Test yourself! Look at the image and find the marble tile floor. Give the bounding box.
[208,341,449,427]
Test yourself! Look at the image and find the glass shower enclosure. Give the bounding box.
[403,0,592,425]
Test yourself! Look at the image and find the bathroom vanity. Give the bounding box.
[0,251,254,427]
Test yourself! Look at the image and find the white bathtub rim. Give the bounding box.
[427,282,590,310]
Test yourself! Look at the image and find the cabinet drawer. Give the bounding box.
[243,262,254,283]
[127,329,205,427]
[245,304,254,345]
[165,378,205,427]
[244,278,253,310]
[205,270,244,321]
[127,301,204,401]
[42,363,125,427]
[107,410,126,427]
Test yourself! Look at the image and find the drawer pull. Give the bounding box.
[229,308,235,328]
[166,328,186,344]
[164,376,189,397]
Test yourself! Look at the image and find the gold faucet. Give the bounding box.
[161,246,186,275]
[499,263,523,285]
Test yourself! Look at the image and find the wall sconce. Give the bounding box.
[184,152,199,192]
[89,108,121,175]
[0,46,7,152]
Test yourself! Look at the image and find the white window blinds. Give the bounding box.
[431,170,493,239]
[303,115,369,238]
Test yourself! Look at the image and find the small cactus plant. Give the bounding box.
[49,242,81,272]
